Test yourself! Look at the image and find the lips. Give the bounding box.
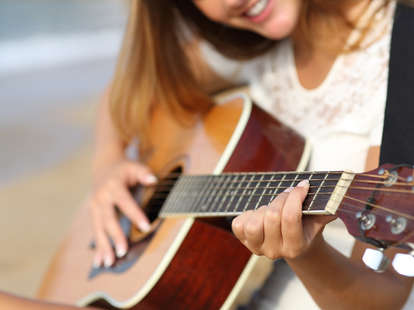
[245,0,269,17]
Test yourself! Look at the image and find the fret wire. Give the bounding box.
[235,174,255,212]
[228,174,248,213]
[156,182,340,193]
[308,173,328,211]
[187,176,207,214]
[272,174,285,201]
[173,177,188,213]
[209,175,227,213]
[172,191,339,204]
[157,173,344,188]
[178,176,193,213]
[290,173,299,189]
[216,174,232,213]
[243,174,264,211]
[197,175,217,214]
[153,183,352,202]
[169,177,185,213]
[254,174,269,210]
[224,174,243,213]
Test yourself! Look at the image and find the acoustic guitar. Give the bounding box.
[37,91,414,309]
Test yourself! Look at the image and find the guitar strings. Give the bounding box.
[152,174,414,190]
[332,201,414,244]
[343,195,414,220]
[159,171,392,181]
[150,182,414,197]
[153,187,414,221]
[335,200,414,246]
[151,183,414,196]
[144,170,414,220]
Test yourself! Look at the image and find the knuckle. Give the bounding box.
[265,208,279,222]
[263,249,279,260]
[245,220,261,237]
[245,242,261,256]
[284,211,300,226]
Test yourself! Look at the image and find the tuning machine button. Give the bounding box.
[392,252,414,277]
[362,248,389,272]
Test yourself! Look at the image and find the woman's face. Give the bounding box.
[193,0,302,40]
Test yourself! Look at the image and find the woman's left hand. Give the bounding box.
[232,179,335,260]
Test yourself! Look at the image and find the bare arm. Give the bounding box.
[233,146,414,309]
[286,146,413,309]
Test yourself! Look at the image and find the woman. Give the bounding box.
[87,0,414,308]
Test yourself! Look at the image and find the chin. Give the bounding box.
[257,2,301,40]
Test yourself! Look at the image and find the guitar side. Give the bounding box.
[37,92,310,309]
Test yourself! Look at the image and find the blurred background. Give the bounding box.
[0,0,128,298]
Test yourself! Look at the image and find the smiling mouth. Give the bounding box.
[244,0,269,17]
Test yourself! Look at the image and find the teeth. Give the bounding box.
[246,0,268,17]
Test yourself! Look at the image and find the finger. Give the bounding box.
[281,180,310,252]
[102,204,129,258]
[262,195,287,259]
[98,230,115,268]
[115,187,151,232]
[232,215,245,241]
[90,201,115,267]
[123,161,157,186]
[232,210,254,242]
[243,207,266,252]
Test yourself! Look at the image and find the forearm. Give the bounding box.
[0,292,99,310]
[287,234,410,310]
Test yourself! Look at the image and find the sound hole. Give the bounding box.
[131,166,182,222]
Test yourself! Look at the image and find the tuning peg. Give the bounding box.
[392,252,414,277]
[362,248,390,272]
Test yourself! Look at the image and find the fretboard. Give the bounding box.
[159,171,355,217]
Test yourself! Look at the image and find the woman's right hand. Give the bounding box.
[87,159,157,268]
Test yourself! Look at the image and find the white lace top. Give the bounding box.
[201,0,414,309]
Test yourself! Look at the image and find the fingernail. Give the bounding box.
[116,246,127,258]
[283,187,294,193]
[104,255,113,268]
[93,256,102,268]
[139,221,151,232]
[145,175,157,184]
[297,179,309,187]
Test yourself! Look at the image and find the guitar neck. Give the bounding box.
[160,171,355,217]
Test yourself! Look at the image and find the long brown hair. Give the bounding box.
[110,0,389,148]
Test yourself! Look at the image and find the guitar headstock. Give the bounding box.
[336,163,414,276]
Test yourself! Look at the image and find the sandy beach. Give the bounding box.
[0,101,96,298]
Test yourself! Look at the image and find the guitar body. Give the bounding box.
[38,92,310,309]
